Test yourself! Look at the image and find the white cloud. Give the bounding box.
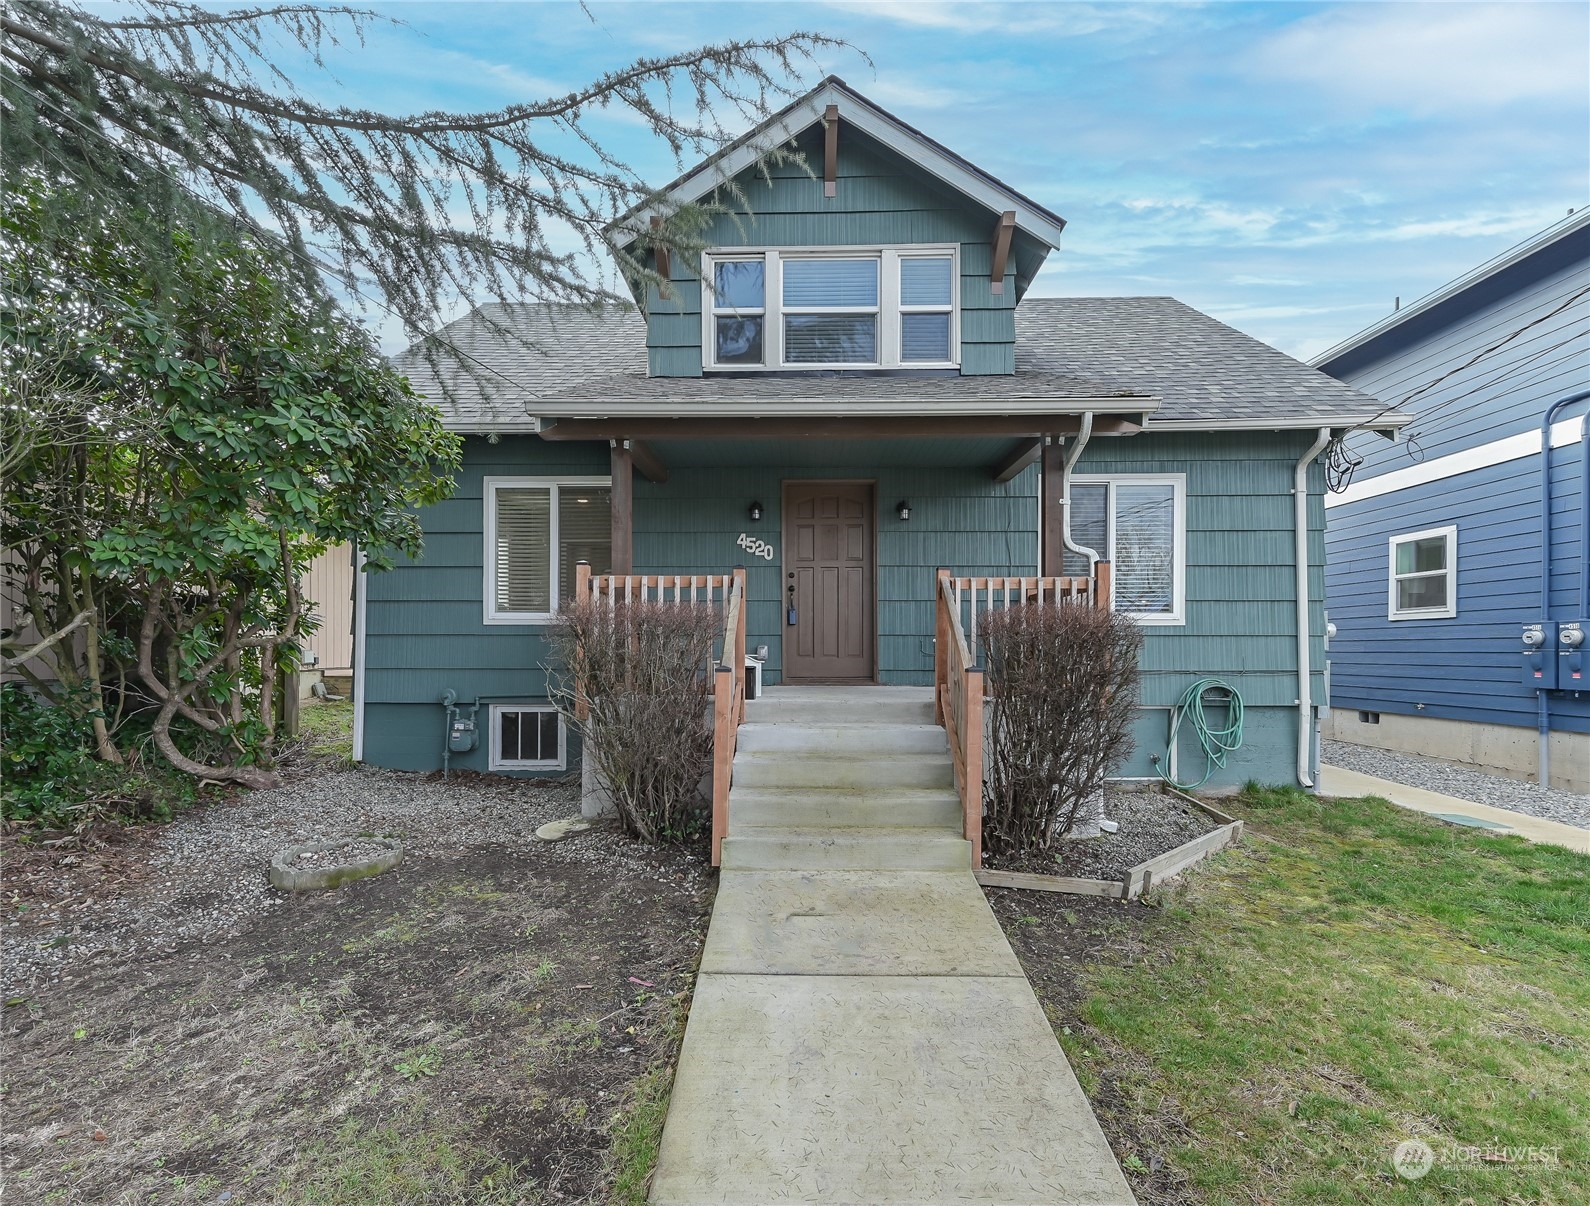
[815,1,1173,38]
[1249,2,1588,113]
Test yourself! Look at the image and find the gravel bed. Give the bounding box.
[982,786,1222,882]
[1323,740,1590,830]
[284,837,397,868]
[1,767,699,997]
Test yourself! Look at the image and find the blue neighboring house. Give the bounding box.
[1316,210,1590,793]
[355,77,1406,791]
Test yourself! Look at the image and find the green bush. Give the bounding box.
[1,683,202,827]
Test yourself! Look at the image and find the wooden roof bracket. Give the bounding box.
[990,210,1016,295]
[621,437,668,485]
[649,216,671,285]
[823,104,839,198]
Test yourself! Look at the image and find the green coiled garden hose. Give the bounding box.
[1159,678,1245,791]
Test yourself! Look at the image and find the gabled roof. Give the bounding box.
[1312,207,1590,374]
[393,299,1402,434]
[610,76,1068,252]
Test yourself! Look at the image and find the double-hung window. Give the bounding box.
[1387,525,1457,620]
[1063,475,1186,624]
[703,246,959,370]
[484,477,611,623]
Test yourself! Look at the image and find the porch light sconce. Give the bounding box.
[748,500,764,523]
[896,500,912,522]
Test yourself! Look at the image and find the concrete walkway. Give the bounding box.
[650,688,1135,1205]
[1320,764,1590,854]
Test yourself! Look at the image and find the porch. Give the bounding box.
[574,563,1113,868]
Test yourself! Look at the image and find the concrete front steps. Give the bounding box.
[720,686,971,872]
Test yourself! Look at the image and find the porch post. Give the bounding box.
[934,567,951,726]
[1041,436,1065,576]
[610,440,633,575]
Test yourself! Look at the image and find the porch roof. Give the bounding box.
[395,297,1407,435]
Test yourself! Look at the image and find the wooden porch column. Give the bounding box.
[934,567,951,726]
[610,440,633,575]
[1041,436,1066,576]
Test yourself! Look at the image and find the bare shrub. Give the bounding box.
[548,601,718,844]
[979,603,1142,855]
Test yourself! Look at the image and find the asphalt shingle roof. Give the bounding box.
[393,297,1399,431]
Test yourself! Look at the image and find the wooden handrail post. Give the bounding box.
[574,561,591,722]
[732,565,747,722]
[711,665,733,867]
[934,568,951,726]
[963,666,984,869]
[1094,559,1112,610]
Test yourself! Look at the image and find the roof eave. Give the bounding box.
[1141,413,1412,434]
[609,77,1068,252]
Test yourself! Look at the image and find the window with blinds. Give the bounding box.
[486,479,611,621]
[1061,475,1185,623]
[701,247,958,369]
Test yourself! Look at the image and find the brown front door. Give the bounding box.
[783,482,875,682]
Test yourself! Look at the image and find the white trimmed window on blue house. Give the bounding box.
[490,704,565,771]
[483,477,612,623]
[1387,524,1457,621]
[1064,474,1187,624]
[702,246,960,370]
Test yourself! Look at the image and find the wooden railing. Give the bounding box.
[571,564,746,867]
[711,569,747,867]
[933,564,1113,869]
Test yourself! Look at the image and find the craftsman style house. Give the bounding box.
[356,77,1404,793]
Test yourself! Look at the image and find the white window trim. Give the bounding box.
[488,703,567,771]
[1387,524,1458,621]
[701,243,960,371]
[1071,473,1187,626]
[482,476,612,625]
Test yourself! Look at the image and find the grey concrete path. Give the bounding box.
[650,688,1136,1205]
[1321,764,1589,854]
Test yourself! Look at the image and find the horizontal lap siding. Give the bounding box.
[649,124,1018,377]
[1325,452,1590,734]
[359,437,608,775]
[1334,257,1589,477]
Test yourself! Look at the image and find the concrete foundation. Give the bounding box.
[1324,710,1589,794]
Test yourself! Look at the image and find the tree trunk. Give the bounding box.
[149,697,280,789]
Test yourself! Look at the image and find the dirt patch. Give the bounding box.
[983,786,1221,882]
[2,826,715,1203]
[985,884,1199,1205]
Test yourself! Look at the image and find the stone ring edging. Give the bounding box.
[269,837,403,891]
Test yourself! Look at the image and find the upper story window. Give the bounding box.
[1388,525,1457,620]
[704,246,959,371]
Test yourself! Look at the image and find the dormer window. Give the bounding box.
[704,246,959,371]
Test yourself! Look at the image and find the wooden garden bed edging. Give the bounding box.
[974,784,1245,901]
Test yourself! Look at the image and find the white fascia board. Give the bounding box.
[1143,413,1411,433]
[1325,413,1586,509]
[612,82,1069,252]
[527,395,1157,421]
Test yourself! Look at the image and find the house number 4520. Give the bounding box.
[736,533,775,561]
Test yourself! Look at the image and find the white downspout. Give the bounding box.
[1294,428,1332,789]
[1061,412,1102,567]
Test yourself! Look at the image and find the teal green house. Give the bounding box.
[357,78,1405,791]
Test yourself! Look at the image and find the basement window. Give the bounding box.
[702,246,960,370]
[490,705,564,770]
[1388,525,1457,621]
[484,477,612,623]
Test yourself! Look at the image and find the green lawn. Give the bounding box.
[1064,786,1589,1204]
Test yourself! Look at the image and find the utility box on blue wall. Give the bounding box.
[1523,622,1558,690]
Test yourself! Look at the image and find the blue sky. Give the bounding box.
[288,1,1587,360]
